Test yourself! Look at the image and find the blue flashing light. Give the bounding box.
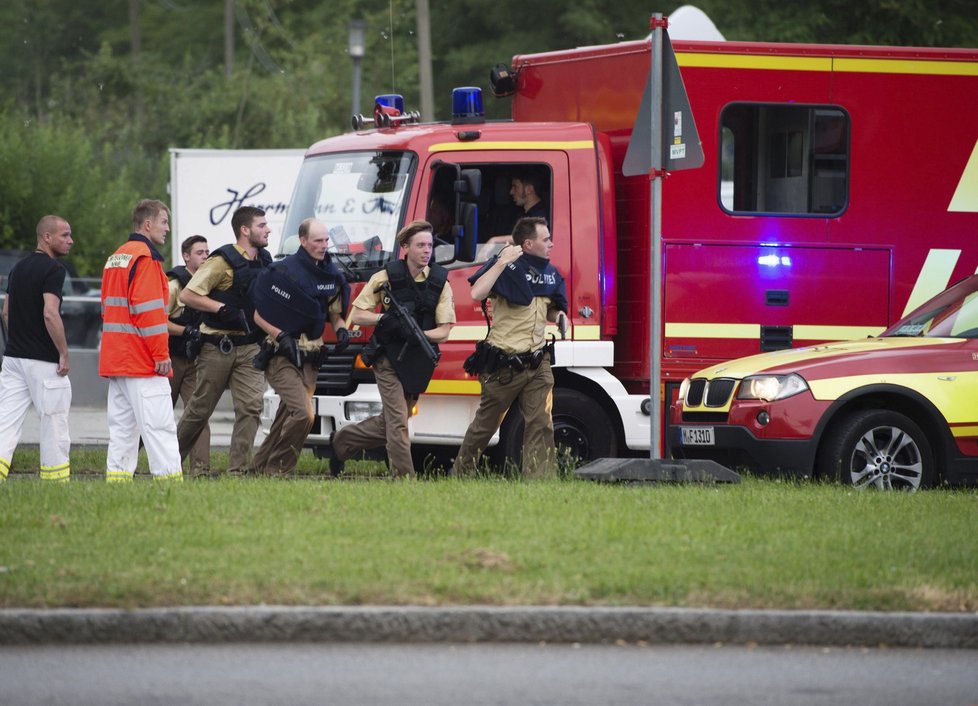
[757,254,792,267]
[375,94,405,113]
[452,87,484,122]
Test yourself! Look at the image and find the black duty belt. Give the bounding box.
[202,332,262,354]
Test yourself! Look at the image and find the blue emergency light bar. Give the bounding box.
[375,94,405,113]
[452,87,484,124]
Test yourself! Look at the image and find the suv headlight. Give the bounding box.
[677,378,690,403]
[736,373,809,402]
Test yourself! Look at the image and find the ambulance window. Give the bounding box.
[719,104,849,216]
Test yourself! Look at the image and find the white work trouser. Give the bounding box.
[0,357,71,481]
[106,376,182,482]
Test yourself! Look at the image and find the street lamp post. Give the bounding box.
[348,19,367,118]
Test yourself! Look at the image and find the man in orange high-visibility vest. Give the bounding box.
[99,199,183,482]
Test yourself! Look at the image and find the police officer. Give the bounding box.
[330,220,455,479]
[0,215,73,483]
[251,218,349,476]
[176,206,271,475]
[166,234,210,475]
[454,216,568,478]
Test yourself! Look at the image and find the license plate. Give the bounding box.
[680,426,715,446]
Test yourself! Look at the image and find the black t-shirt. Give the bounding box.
[4,252,66,363]
[524,200,549,225]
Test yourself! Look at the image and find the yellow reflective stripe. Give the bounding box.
[666,322,885,340]
[425,378,481,395]
[952,425,978,438]
[0,457,9,479]
[676,52,978,77]
[902,249,961,317]
[835,57,978,76]
[154,471,184,482]
[949,139,978,214]
[448,325,492,340]
[793,325,885,340]
[429,140,593,153]
[40,468,70,482]
[448,324,601,341]
[677,53,831,72]
[41,462,70,481]
[106,470,134,483]
[571,325,601,340]
[667,322,759,339]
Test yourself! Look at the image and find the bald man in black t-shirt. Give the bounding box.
[0,215,74,482]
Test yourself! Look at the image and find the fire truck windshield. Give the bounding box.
[280,151,416,279]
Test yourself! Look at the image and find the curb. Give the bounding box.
[1,606,976,648]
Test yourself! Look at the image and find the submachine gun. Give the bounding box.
[377,281,440,367]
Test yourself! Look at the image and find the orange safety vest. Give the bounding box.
[99,236,172,377]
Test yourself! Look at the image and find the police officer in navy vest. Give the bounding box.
[454,217,568,478]
[176,206,272,475]
[251,218,350,476]
[330,220,456,479]
[166,234,210,475]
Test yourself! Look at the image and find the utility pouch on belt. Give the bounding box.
[252,339,275,371]
[184,326,203,362]
[463,340,492,375]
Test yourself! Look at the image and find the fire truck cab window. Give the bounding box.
[428,162,552,269]
[720,104,849,216]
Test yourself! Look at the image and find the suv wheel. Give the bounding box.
[819,409,934,491]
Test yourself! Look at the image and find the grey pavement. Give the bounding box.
[19,396,263,448]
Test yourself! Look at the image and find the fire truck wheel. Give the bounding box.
[489,388,617,473]
[818,409,934,491]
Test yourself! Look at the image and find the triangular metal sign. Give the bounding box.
[623,32,704,176]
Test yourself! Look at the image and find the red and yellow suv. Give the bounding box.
[671,275,978,490]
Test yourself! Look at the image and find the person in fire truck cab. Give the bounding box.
[453,216,568,478]
[329,220,455,479]
[249,218,349,476]
[166,234,210,476]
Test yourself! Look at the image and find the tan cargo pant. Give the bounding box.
[252,356,318,475]
[170,355,210,473]
[176,341,264,474]
[331,355,416,478]
[455,358,556,478]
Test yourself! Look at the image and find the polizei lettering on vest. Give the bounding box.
[526,271,557,285]
[271,284,292,300]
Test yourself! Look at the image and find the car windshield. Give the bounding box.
[279,151,415,280]
[883,276,978,339]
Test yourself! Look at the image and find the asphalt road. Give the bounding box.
[2,642,976,706]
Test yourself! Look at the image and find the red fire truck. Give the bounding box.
[264,33,978,469]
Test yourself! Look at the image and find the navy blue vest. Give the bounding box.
[254,248,349,338]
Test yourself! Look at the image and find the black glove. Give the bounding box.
[334,327,350,353]
[215,305,248,330]
[275,331,301,367]
[378,311,410,340]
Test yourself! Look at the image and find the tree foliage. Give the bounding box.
[0,0,975,273]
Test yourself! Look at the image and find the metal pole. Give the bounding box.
[352,57,362,118]
[416,0,435,121]
[649,13,665,460]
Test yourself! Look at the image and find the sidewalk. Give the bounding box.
[19,400,264,448]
